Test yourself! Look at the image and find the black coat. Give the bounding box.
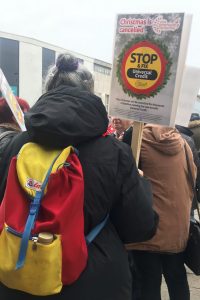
[176,125,200,205]
[0,86,158,300]
[0,125,19,197]
[0,124,19,162]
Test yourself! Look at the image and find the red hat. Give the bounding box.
[17,97,30,113]
[0,97,30,124]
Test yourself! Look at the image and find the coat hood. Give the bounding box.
[175,124,193,137]
[142,124,184,155]
[25,85,108,147]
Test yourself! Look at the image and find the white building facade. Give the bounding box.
[0,31,111,109]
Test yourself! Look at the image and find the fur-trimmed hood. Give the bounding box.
[0,123,20,134]
[188,119,200,129]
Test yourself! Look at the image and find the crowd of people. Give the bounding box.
[0,52,199,300]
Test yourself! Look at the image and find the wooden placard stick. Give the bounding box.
[131,121,144,166]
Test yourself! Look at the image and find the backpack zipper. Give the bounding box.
[6,226,38,250]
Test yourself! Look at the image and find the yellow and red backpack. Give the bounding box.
[0,142,107,296]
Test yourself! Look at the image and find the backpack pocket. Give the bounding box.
[0,225,62,296]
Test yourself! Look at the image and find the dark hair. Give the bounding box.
[0,97,30,124]
[45,53,94,92]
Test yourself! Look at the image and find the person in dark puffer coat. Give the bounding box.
[0,53,158,300]
[0,96,30,166]
[176,124,200,206]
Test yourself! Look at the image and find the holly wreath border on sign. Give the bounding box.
[116,36,172,99]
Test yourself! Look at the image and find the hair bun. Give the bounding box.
[56,53,79,72]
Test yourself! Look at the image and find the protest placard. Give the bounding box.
[0,68,26,131]
[109,13,192,162]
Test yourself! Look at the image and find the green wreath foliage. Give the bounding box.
[116,35,172,99]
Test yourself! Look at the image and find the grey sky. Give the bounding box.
[0,0,200,67]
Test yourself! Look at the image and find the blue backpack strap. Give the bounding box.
[86,214,109,245]
[16,155,59,270]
